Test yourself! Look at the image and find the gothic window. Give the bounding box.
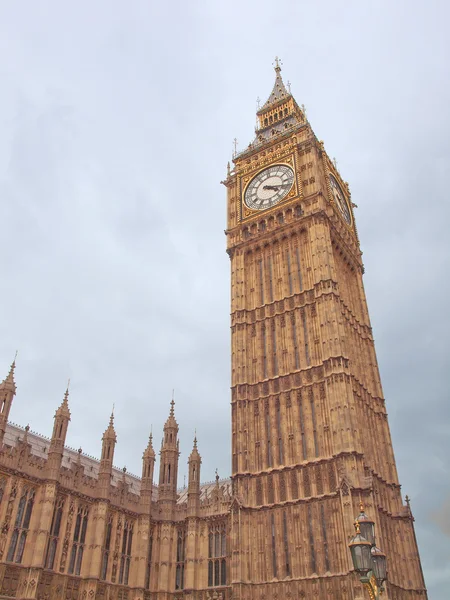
[303,468,311,498]
[320,504,330,572]
[268,255,274,302]
[290,470,298,499]
[328,462,337,491]
[316,465,324,495]
[298,392,307,460]
[7,487,35,564]
[291,313,300,371]
[45,496,65,570]
[283,511,291,576]
[258,259,264,305]
[271,320,278,376]
[101,514,113,580]
[295,245,303,291]
[267,475,274,504]
[279,472,286,502]
[262,324,268,380]
[307,505,316,574]
[276,400,283,464]
[265,402,272,468]
[301,308,310,365]
[68,504,89,576]
[175,528,186,590]
[208,523,227,587]
[118,519,134,585]
[286,249,293,295]
[256,479,263,505]
[270,514,277,578]
[145,532,153,590]
[310,389,319,457]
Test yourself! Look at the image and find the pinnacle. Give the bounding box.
[144,429,155,458]
[1,354,17,392]
[103,406,117,441]
[164,396,178,430]
[190,431,200,455]
[56,380,71,419]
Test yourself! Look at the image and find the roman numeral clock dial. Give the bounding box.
[329,172,352,225]
[244,164,294,211]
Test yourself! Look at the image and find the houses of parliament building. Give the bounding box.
[0,63,427,600]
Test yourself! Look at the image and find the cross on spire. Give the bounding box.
[274,56,282,71]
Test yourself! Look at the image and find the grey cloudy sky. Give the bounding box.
[0,0,449,597]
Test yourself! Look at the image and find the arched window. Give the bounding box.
[45,497,65,570]
[68,505,89,576]
[7,488,35,564]
[175,528,185,590]
[207,523,227,587]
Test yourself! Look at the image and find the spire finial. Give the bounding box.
[405,495,411,509]
[62,379,70,405]
[274,56,282,71]
[149,425,153,445]
[109,404,115,427]
[193,429,197,449]
[215,468,219,484]
[232,138,238,158]
[170,392,175,416]
[359,500,364,512]
[354,519,361,534]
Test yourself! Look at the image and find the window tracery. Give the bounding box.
[208,522,226,587]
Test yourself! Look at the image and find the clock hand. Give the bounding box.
[263,185,279,191]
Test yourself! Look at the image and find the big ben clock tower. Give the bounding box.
[223,61,427,599]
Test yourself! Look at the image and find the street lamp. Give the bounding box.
[348,503,387,599]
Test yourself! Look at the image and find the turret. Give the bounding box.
[158,399,180,514]
[46,385,71,479]
[140,431,155,509]
[0,357,17,446]
[187,433,202,516]
[98,410,117,498]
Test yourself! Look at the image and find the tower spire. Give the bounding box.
[188,431,202,516]
[0,355,18,446]
[1,353,17,392]
[258,56,291,114]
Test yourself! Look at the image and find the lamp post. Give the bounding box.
[348,503,388,599]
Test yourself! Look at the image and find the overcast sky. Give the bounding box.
[0,1,449,597]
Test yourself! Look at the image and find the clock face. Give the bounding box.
[329,173,351,225]
[244,164,294,211]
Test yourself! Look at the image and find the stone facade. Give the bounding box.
[0,64,427,600]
